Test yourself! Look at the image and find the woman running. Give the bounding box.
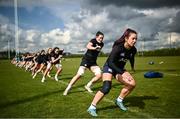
[41,48,53,82]
[87,28,137,117]
[41,47,63,82]
[63,31,104,95]
[32,50,46,79]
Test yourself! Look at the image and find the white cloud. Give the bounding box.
[41,28,70,45]
[157,32,180,48]
[0,13,71,52]
[26,30,41,42]
[137,8,178,18]
[63,9,114,53]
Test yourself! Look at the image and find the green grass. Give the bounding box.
[0,56,180,118]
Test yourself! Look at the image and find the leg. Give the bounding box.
[32,64,40,78]
[31,63,38,76]
[85,66,102,93]
[26,61,32,71]
[117,72,136,98]
[47,66,52,78]
[87,73,112,116]
[115,72,136,111]
[25,62,30,71]
[54,64,62,81]
[33,64,45,79]
[63,66,86,95]
[41,63,52,82]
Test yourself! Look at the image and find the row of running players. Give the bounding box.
[11,47,64,83]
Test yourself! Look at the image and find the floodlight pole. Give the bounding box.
[141,38,145,56]
[8,39,10,59]
[14,0,19,58]
[169,32,172,49]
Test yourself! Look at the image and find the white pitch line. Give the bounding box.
[58,80,152,117]
[164,73,180,76]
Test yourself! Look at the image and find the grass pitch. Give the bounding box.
[0,56,180,118]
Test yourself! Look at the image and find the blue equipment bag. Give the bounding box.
[144,71,163,78]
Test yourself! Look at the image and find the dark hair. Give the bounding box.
[53,47,59,51]
[52,47,59,53]
[40,50,45,54]
[96,31,104,36]
[113,28,137,48]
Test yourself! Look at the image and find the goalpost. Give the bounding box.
[14,0,20,60]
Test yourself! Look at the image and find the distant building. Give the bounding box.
[63,52,71,56]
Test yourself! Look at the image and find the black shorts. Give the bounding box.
[103,63,126,77]
[80,59,98,69]
[37,59,44,64]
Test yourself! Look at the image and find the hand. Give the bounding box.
[95,46,101,50]
[58,55,62,59]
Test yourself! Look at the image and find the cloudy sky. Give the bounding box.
[0,0,180,53]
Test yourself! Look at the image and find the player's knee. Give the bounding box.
[58,68,62,72]
[95,73,101,79]
[93,67,102,76]
[129,81,136,89]
[77,71,84,76]
[47,63,51,69]
[100,81,112,95]
[77,67,85,76]
[132,82,136,88]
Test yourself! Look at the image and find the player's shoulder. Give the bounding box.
[116,43,124,49]
[112,43,124,53]
[89,38,96,43]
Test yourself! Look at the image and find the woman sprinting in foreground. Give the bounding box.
[87,28,137,117]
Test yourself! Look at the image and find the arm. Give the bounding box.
[129,48,137,71]
[51,55,62,63]
[86,42,101,50]
[33,56,36,63]
[129,56,135,71]
[86,42,96,50]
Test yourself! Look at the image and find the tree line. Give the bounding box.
[0,48,180,59]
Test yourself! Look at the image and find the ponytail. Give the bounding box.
[113,28,137,48]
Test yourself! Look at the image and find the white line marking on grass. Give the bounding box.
[164,73,180,76]
[58,80,69,85]
[58,80,152,117]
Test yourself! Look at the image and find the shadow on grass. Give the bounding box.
[61,76,73,80]
[98,95,158,111]
[0,89,64,109]
[125,95,159,109]
[66,83,87,94]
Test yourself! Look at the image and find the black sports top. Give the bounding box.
[83,38,104,61]
[37,54,46,62]
[51,50,63,64]
[106,43,137,74]
[44,54,51,62]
